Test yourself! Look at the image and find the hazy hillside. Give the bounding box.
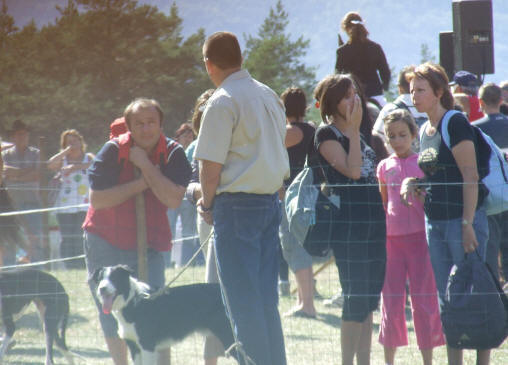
[7,0,508,83]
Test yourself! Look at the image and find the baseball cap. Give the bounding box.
[449,70,478,87]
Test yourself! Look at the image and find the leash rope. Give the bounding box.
[163,229,212,289]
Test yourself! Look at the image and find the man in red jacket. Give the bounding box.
[84,98,191,364]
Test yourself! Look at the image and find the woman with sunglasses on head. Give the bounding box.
[402,62,490,365]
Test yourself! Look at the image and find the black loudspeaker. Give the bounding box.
[440,32,455,80]
[452,0,494,75]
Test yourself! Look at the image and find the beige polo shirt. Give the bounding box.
[194,70,289,195]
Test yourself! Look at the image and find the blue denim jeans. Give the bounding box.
[213,192,286,365]
[485,211,508,280]
[425,208,489,308]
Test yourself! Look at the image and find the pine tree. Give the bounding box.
[420,43,436,64]
[0,0,209,152]
[0,0,17,49]
[243,0,316,96]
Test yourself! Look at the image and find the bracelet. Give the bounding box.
[201,204,213,212]
[461,218,472,226]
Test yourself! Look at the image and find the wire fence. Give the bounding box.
[0,182,507,364]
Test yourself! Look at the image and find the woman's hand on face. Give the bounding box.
[347,94,362,132]
[462,224,479,253]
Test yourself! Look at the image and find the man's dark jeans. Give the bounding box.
[213,192,286,365]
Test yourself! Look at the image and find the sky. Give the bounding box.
[7,0,508,84]
[156,0,508,84]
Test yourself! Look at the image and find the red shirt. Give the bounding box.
[83,133,191,251]
[468,95,484,122]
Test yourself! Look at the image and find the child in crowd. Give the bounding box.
[376,110,444,365]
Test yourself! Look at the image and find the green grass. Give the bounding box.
[2,263,508,364]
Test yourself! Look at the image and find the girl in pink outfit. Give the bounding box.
[376,110,444,365]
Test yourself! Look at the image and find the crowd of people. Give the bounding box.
[1,9,508,365]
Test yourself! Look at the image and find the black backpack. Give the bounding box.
[441,251,508,349]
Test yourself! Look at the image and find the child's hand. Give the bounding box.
[400,177,419,207]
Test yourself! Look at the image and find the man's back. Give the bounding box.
[473,113,508,150]
[1,145,40,205]
[195,69,288,194]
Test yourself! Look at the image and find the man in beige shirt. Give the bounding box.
[194,31,289,365]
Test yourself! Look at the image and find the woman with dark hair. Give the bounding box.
[279,87,317,318]
[335,11,391,107]
[402,62,491,365]
[313,73,386,365]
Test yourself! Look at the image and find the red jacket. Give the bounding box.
[83,133,177,251]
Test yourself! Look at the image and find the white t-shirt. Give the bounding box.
[372,94,428,153]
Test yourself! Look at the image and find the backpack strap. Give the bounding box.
[392,99,410,112]
[438,110,461,149]
[419,120,429,143]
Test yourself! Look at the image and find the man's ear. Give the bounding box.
[205,58,214,74]
[479,98,486,112]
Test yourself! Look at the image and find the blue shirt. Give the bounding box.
[472,113,508,150]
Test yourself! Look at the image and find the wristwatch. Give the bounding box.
[461,218,472,226]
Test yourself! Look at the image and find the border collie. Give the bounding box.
[0,268,74,365]
[92,265,237,364]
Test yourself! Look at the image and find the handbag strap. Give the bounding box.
[319,124,355,189]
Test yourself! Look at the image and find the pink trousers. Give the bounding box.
[378,231,445,350]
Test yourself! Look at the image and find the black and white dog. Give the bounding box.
[92,265,237,364]
[0,268,74,365]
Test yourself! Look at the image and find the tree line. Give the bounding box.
[0,0,315,154]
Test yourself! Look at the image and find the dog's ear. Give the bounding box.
[92,268,104,283]
[118,265,134,276]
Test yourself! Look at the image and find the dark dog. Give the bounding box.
[92,265,236,364]
[0,268,74,365]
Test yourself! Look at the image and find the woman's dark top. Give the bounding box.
[315,124,385,243]
[335,39,391,98]
[418,112,487,220]
[284,121,316,187]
